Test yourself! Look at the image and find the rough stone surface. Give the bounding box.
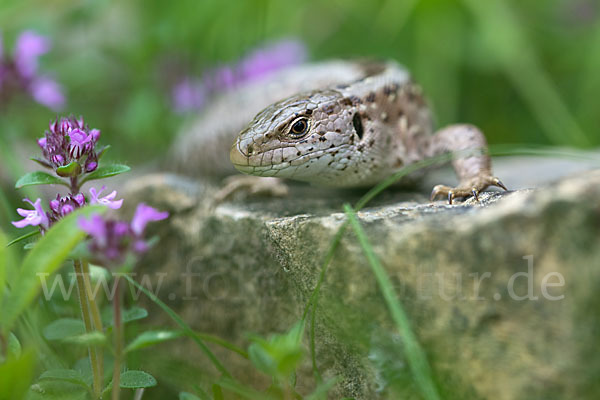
[123,157,600,399]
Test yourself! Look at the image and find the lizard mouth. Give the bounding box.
[230,142,250,168]
[230,143,274,176]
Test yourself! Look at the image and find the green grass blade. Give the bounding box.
[462,0,589,147]
[194,331,248,359]
[344,204,440,400]
[0,230,5,316]
[303,144,598,393]
[123,274,233,378]
[6,230,40,247]
[309,304,322,383]
[0,205,106,332]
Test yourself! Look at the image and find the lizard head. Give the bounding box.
[230,89,363,184]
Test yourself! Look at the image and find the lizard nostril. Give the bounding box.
[247,144,254,155]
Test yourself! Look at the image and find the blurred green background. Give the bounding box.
[1,0,599,225]
[0,1,599,398]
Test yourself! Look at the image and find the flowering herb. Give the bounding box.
[78,203,168,267]
[11,115,129,236]
[0,30,65,110]
[10,115,168,398]
[36,115,103,176]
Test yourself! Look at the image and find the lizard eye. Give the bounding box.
[289,117,310,138]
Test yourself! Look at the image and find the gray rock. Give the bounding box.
[123,158,600,399]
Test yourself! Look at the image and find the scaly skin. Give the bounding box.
[230,60,506,203]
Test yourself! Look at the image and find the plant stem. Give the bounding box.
[82,260,105,386]
[70,176,79,195]
[74,259,102,399]
[112,277,123,400]
[133,389,144,400]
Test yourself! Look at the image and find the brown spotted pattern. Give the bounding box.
[230,60,501,195]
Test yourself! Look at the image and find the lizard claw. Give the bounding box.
[430,184,449,201]
[430,174,508,204]
[492,178,508,191]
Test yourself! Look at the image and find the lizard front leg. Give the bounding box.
[427,124,507,204]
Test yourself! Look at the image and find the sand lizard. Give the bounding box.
[172,60,506,203]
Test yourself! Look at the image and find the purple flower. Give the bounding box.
[172,78,207,113]
[131,203,169,236]
[68,128,92,158]
[212,65,237,90]
[14,30,50,78]
[49,193,85,219]
[170,38,307,113]
[85,153,98,173]
[79,215,108,247]
[78,203,169,266]
[30,76,65,111]
[12,198,49,229]
[0,30,64,110]
[90,128,101,143]
[38,116,101,171]
[239,39,307,82]
[89,186,123,209]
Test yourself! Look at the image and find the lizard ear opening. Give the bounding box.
[352,113,364,140]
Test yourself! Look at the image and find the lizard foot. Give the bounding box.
[430,175,508,204]
[213,176,289,203]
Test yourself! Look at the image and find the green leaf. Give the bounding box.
[62,331,106,346]
[103,306,148,327]
[248,343,276,377]
[56,161,82,178]
[27,380,89,400]
[15,171,68,189]
[96,145,110,160]
[119,370,157,389]
[123,275,232,378]
[0,205,106,331]
[125,330,183,353]
[305,378,339,400]
[43,318,86,341]
[248,321,305,378]
[30,157,53,169]
[6,230,40,247]
[39,369,91,390]
[81,164,130,184]
[123,306,148,323]
[7,332,22,359]
[0,349,35,400]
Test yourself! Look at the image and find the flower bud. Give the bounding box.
[51,154,64,165]
[73,193,85,206]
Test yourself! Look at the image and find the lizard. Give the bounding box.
[170,60,506,203]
